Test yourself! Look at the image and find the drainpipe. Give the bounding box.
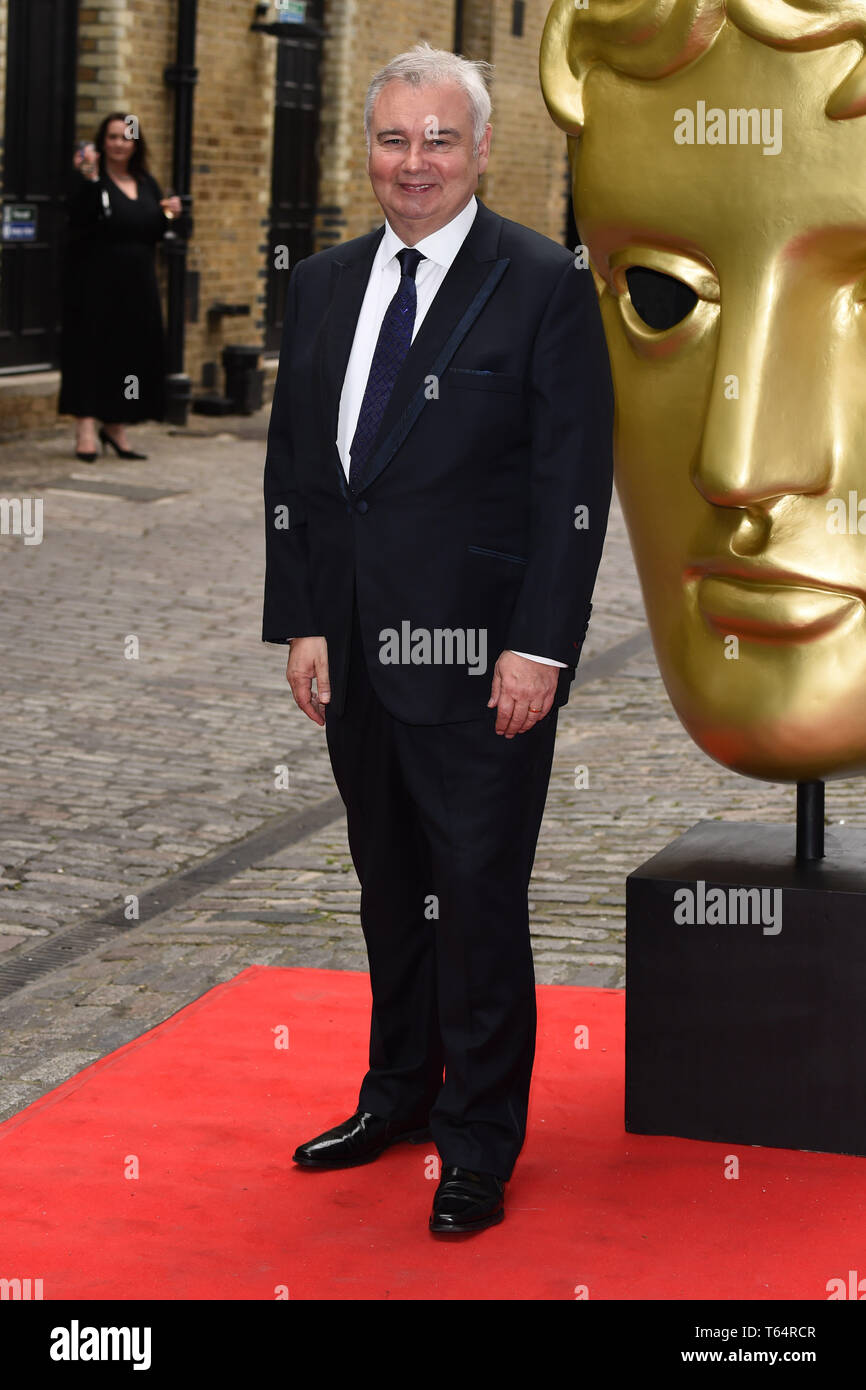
[162,0,199,426]
[453,0,465,53]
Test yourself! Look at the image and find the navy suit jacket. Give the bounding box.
[262,198,614,723]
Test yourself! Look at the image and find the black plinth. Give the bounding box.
[626,821,866,1156]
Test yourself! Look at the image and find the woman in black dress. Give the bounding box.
[58,112,181,460]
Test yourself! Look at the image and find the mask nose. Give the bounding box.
[693,264,836,510]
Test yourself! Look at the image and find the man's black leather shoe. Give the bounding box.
[429,1165,505,1234]
[292,1109,431,1169]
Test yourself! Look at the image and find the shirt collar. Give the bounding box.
[380,195,478,272]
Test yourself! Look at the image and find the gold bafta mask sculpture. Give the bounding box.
[541,0,866,783]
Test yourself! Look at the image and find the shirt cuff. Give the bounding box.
[511,650,567,668]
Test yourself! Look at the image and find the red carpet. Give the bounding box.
[0,966,862,1300]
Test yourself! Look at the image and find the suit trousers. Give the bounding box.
[324,590,559,1180]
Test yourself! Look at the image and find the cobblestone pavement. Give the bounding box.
[0,416,864,1123]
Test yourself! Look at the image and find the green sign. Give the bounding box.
[276,0,306,22]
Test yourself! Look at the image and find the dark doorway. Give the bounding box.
[0,0,79,373]
[264,1,324,355]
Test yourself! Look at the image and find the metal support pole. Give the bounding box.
[796,781,825,862]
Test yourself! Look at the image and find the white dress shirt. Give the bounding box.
[335,194,565,671]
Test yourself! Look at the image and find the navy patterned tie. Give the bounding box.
[348,246,426,492]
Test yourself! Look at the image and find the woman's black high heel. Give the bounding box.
[75,449,97,462]
[99,427,148,460]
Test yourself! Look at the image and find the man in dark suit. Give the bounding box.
[263,42,613,1236]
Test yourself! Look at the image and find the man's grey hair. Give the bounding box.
[364,42,494,156]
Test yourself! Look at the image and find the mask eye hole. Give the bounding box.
[625,266,698,331]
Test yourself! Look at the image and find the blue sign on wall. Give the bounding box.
[2,205,37,242]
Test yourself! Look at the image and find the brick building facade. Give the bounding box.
[0,0,572,436]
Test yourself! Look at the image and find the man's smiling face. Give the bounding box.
[574,25,866,781]
[367,79,491,244]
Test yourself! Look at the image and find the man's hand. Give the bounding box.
[488,651,559,738]
[286,637,330,726]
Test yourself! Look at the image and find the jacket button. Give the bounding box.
[355,499,368,514]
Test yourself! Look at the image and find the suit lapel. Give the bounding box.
[359,253,510,495]
[317,200,510,499]
[316,225,385,499]
[357,201,508,493]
